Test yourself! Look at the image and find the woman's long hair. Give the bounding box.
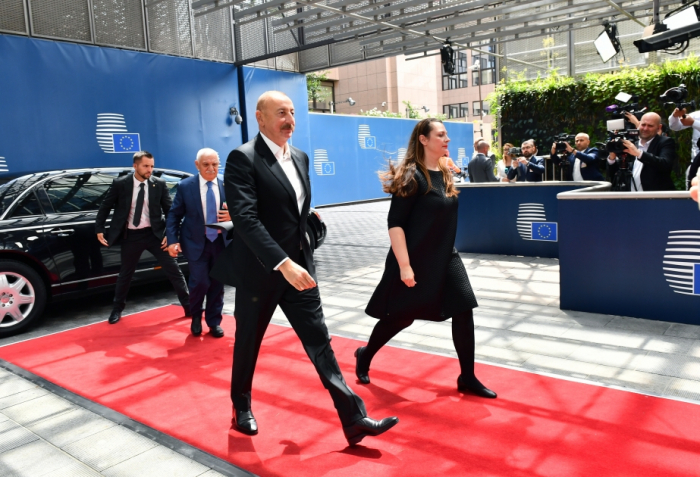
[379,118,458,198]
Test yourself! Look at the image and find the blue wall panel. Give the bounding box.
[0,34,242,176]
[559,197,700,323]
[307,114,474,206]
[455,184,591,258]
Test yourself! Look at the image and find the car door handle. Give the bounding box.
[49,229,75,236]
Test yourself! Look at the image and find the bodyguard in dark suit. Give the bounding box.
[166,148,231,338]
[606,112,677,191]
[550,133,604,181]
[96,152,190,324]
[467,141,499,183]
[210,91,398,446]
[517,140,546,182]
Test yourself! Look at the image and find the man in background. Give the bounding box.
[468,141,498,183]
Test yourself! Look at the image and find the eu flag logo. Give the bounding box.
[694,264,700,295]
[531,222,558,242]
[112,133,141,152]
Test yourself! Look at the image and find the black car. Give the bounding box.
[0,167,326,336]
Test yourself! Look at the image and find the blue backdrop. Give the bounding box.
[307,114,474,206]
[455,183,592,258]
[559,196,700,323]
[0,34,242,176]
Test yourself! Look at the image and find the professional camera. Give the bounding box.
[603,129,640,156]
[605,93,646,123]
[554,134,576,154]
[660,84,697,111]
[509,147,522,156]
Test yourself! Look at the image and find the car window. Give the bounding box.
[0,175,49,217]
[158,173,187,200]
[10,192,43,218]
[44,173,116,213]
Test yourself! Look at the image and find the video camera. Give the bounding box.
[508,147,522,157]
[602,130,640,157]
[554,134,576,154]
[660,84,697,111]
[605,92,646,125]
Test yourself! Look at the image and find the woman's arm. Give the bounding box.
[389,227,415,287]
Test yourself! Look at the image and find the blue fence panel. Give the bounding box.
[307,114,474,206]
[455,183,594,258]
[0,34,241,177]
[559,196,700,323]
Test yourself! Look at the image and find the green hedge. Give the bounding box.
[489,57,700,189]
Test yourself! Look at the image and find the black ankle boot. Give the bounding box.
[458,375,497,399]
[354,347,370,384]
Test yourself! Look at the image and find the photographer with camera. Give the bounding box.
[606,112,676,191]
[550,133,604,181]
[515,140,545,182]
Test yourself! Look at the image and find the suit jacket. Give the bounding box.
[523,156,545,182]
[166,174,231,261]
[95,174,171,245]
[607,135,677,191]
[506,161,528,182]
[210,134,314,292]
[551,147,604,181]
[467,153,498,183]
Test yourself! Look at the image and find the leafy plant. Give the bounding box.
[490,56,700,189]
[360,108,404,118]
[306,71,330,103]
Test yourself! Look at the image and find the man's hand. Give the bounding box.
[681,116,695,127]
[501,177,510,182]
[97,233,108,247]
[691,176,699,203]
[673,108,687,119]
[609,152,617,162]
[517,157,528,165]
[168,243,181,258]
[161,236,168,250]
[217,202,230,222]
[623,140,640,158]
[624,111,641,128]
[279,259,317,291]
[551,143,557,155]
[400,265,416,287]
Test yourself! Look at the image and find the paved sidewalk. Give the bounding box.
[1,199,699,475]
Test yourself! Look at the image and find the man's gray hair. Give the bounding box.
[522,139,536,148]
[196,148,220,162]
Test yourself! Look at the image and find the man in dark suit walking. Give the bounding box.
[210,91,398,446]
[606,112,677,191]
[468,140,499,182]
[96,152,190,324]
[166,148,231,338]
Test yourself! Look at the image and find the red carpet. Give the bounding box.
[1,305,699,476]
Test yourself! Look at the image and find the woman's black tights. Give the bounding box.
[360,310,476,379]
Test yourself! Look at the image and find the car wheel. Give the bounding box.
[0,261,47,337]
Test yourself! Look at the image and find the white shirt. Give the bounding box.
[127,174,151,229]
[669,111,700,158]
[199,174,221,235]
[260,132,307,271]
[573,156,584,182]
[260,132,306,214]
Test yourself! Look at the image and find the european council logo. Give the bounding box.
[663,230,700,296]
[456,148,467,169]
[96,113,141,153]
[517,203,558,241]
[313,149,335,176]
[358,125,376,150]
[0,157,7,173]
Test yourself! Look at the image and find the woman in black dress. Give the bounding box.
[355,118,496,398]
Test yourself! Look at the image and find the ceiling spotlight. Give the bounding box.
[421,106,430,113]
[594,22,622,63]
[381,101,387,107]
[348,97,356,106]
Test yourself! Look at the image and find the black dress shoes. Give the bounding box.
[233,410,258,435]
[108,309,121,324]
[343,416,399,446]
[209,326,224,338]
[183,304,192,317]
[354,347,370,384]
[190,316,202,336]
[457,375,497,399]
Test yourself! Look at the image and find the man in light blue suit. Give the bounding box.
[167,148,231,337]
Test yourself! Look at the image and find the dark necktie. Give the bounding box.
[206,181,218,242]
[133,182,145,227]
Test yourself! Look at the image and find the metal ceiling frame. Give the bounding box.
[189,0,663,71]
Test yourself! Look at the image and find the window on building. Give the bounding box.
[473,101,481,116]
[442,51,469,91]
[471,44,496,86]
[308,81,335,113]
[443,103,469,119]
[460,103,469,118]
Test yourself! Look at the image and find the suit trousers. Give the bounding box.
[113,228,189,310]
[231,272,367,427]
[188,234,225,327]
